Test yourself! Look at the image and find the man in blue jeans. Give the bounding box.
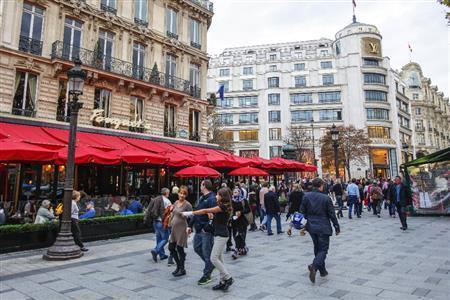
[264,186,283,235]
[346,178,360,219]
[188,179,216,285]
[147,188,172,262]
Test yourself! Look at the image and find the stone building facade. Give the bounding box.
[0,0,214,142]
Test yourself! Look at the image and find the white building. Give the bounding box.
[207,19,418,179]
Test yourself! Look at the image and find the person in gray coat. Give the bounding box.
[34,200,55,224]
[300,178,340,283]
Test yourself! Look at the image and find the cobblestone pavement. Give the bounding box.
[1,212,449,300]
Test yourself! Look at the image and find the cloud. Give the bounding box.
[207,0,449,96]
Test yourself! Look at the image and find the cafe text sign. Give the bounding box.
[90,109,151,130]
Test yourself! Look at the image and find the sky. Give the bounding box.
[207,0,449,96]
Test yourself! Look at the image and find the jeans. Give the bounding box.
[153,221,169,257]
[373,201,381,215]
[389,202,396,216]
[336,196,343,217]
[259,207,266,224]
[397,205,407,229]
[210,236,231,281]
[347,195,357,218]
[266,213,282,234]
[309,233,330,273]
[193,231,214,277]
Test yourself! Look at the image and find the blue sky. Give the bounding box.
[207,0,449,96]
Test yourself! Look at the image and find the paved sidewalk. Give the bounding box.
[1,213,449,300]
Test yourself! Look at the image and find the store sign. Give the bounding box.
[178,129,188,139]
[90,109,151,130]
[371,138,396,145]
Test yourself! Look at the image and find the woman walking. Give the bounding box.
[168,186,192,277]
[183,188,234,291]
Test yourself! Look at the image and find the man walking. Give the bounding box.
[332,178,344,218]
[300,178,340,283]
[346,178,360,219]
[188,179,217,285]
[147,188,172,262]
[264,186,283,236]
[258,182,269,230]
[388,176,412,230]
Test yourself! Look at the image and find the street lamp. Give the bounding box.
[310,120,317,166]
[331,124,339,178]
[44,59,86,261]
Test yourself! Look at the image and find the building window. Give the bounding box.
[294,76,306,87]
[368,126,390,138]
[269,146,282,158]
[239,130,258,141]
[268,93,280,105]
[93,88,112,127]
[239,96,258,107]
[269,54,276,61]
[218,97,233,108]
[322,74,334,85]
[398,115,410,129]
[132,42,145,79]
[223,131,234,141]
[269,111,281,123]
[412,93,419,100]
[189,63,200,89]
[98,30,115,71]
[415,120,424,130]
[243,67,253,75]
[269,65,277,72]
[364,73,386,84]
[239,113,258,124]
[130,96,144,132]
[396,99,409,112]
[166,7,178,39]
[190,18,200,48]
[62,17,82,61]
[101,0,117,14]
[416,133,425,145]
[320,50,328,56]
[219,68,230,77]
[189,109,200,140]
[219,114,233,125]
[366,108,389,120]
[242,79,253,91]
[291,110,313,123]
[319,91,341,103]
[164,104,176,137]
[269,128,281,140]
[56,80,68,122]
[219,81,229,92]
[165,54,177,87]
[134,0,148,25]
[240,149,259,158]
[19,3,44,55]
[294,63,305,71]
[363,58,379,66]
[12,71,37,117]
[415,108,421,115]
[320,61,332,69]
[365,90,387,102]
[290,93,312,104]
[319,109,342,121]
[268,77,279,88]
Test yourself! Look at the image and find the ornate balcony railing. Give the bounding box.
[166,31,179,40]
[164,129,177,138]
[190,41,201,50]
[189,0,214,12]
[18,36,43,56]
[100,3,117,14]
[189,133,200,141]
[52,41,200,98]
[134,18,148,27]
[12,108,36,117]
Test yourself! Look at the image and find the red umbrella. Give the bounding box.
[174,165,221,178]
[0,140,58,162]
[229,166,268,176]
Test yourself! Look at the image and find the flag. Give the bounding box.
[408,43,412,53]
[353,0,356,7]
[217,85,225,101]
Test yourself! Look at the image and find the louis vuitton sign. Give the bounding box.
[90,109,151,130]
[361,37,382,57]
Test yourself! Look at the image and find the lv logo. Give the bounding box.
[368,42,379,54]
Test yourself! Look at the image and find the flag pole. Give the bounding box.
[352,0,357,23]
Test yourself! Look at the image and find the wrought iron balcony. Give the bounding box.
[52,41,199,97]
[189,0,214,12]
[100,3,117,14]
[134,18,148,27]
[164,130,177,138]
[166,31,179,40]
[56,113,70,123]
[12,108,36,117]
[189,133,200,141]
[190,41,201,50]
[18,36,43,56]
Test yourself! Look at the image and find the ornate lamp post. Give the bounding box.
[331,124,339,178]
[311,120,317,166]
[44,59,86,260]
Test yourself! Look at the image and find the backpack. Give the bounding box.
[292,212,304,230]
[143,197,159,227]
[162,205,174,229]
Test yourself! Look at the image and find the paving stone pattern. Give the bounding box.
[0,214,449,299]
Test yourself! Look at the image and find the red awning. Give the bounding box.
[56,146,121,165]
[114,147,167,165]
[0,140,58,162]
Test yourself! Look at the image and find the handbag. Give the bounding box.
[244,211,253,225]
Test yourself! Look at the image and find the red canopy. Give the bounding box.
[271,157,307,171]
[114,147,167,165]
[56,146,121,165]
[0,140,58,162]
[174,165,221,178]
[229,166,268,176]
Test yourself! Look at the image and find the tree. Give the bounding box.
[283,125,312,162]
[439,0,450,7]
[320,125,371,179]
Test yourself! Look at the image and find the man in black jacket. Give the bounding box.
[388,176,412,230]
[264,186,283,236]
[300,178,340,283]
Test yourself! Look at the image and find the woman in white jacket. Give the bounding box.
[34,200,55,224]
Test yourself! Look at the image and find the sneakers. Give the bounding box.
[267,232,274,236]
[160,255,168,260]
[320,269,329,277]
[151,250,158,262]
[80,247,89,252]
[221,277,234,291]
[198,275,212,285]
[277,231,284,235]
[212,281,226,291]
[308,264,316,283]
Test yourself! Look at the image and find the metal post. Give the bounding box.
[311,122,316,166]
[333,141,339,179]
[43,94,83,261]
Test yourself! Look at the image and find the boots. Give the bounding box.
[172,266,180,276]
[173,265,186,277]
